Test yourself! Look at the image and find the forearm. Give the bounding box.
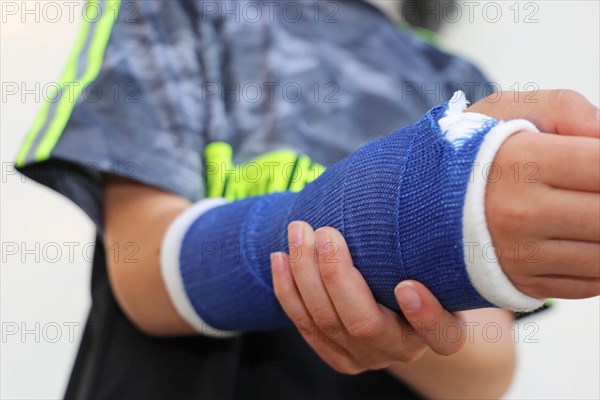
[106,94,542,336]
[387,309,516,399]
[162,94,542,334]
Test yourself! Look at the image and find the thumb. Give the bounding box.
[467,89,600,138]
[395,280,466,356]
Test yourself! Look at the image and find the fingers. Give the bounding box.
[314,227,427,362]
[518,274,600,300]
[545,90,600,138]
[503,239,600,298]
[536,189,600,243]
[493,131,600,193]
[395,281,466,356]
[315,227,462,357]
[532,133,600,192]
[315,227,391,338]
[271,251,365,374]
[287,221,344,338]
[276,222,464,372]
[528,240,600,279]
[467,89,600,138]
[287,222,395,369]
[489,131,600,242]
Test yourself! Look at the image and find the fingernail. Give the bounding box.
[288,221,304,246]
[271,252,283,273]
[395,282,421,312]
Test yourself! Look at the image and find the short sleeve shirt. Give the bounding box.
[16,1,495,399]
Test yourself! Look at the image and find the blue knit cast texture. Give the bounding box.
[180,102,499,332]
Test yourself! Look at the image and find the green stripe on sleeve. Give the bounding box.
[34,0,121,162]
[15,0,121,166]
[15,2,94,167]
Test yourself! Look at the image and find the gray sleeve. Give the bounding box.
[15,1,208,230]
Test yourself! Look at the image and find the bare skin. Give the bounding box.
[103,90,599,397]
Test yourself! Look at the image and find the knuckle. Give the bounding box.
[311,306,336,328]
[555,88,582,107]
[552,89,586,114]
[292,315,316,334]
[346,318,385,340]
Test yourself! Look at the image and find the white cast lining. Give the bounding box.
[440,91,546,311]
[160,198,239,337]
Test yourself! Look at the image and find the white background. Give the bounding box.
[1,1,599,399]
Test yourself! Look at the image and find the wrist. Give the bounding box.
[451,93,546,311]
[160,198,238,337]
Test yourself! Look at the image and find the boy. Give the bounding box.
[16,1,599,398]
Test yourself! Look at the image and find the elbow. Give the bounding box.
[122,304,172,338]
[105,257,195,338]
[107,267,164,337]
[128,314,170,338]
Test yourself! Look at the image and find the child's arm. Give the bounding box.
[104,90,599,337]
